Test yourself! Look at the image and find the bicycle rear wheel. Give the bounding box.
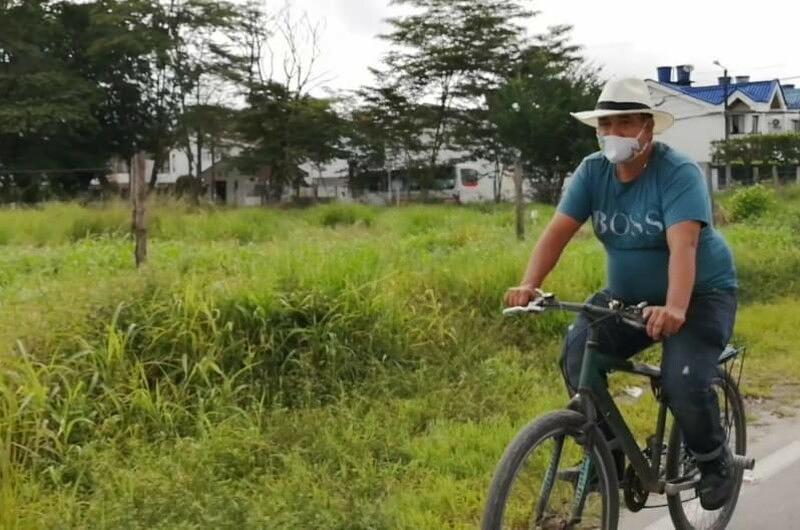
[482,409,619,530]
[665,370,746,530]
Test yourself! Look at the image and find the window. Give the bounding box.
[751,115,760,134]
[460,168,479,187]
[432,177,456,191]
[432,165,455,190]
[251,183,266,197]
[793,120,800,132]
[728,114,744,135]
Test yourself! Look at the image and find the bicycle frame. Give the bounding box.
[568,317,670,495]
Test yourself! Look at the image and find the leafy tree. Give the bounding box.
[87,0,239,189]
[345,83,426,194]
[0,1,104,201]
[237,82,345,202]
[486,25,602,203]
[229,2,341,202]
[376,0,531,194]
[178,103,236,200]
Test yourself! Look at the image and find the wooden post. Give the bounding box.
[131,152,147,267]
[513,159,524,241]
[772,165,780,187]
[796,165,800,185]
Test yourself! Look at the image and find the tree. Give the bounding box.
[0,1,105,201]
[486,25,602,203]
[301,98,347,198]
[345,83,427,195]
[0,0,247,202]
[376,0,532,195]
[229,2,336,202]
[178,103,236,201]
[86,0,240,190]
[237,81,344,202]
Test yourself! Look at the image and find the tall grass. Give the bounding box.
[0,189,799,528]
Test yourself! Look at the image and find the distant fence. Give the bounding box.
[713,164,800,189]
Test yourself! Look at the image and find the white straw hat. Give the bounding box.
[571,78,674,134]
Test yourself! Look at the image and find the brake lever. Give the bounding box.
[620,301,648,330]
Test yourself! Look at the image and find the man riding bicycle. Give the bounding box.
[504,78,738,511]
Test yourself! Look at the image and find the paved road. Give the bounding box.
[621,404,800,529]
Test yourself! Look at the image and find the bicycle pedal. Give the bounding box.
[733,455,755,470]
[663,474,700,495]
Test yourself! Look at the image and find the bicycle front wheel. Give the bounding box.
[481,409,620,530]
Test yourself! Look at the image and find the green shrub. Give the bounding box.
[68,211,129,241]
[728,184,775,222]
[314,203,375,228]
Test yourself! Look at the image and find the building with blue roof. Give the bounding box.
[645,65,800,188]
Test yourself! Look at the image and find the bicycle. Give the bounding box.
[481,291,754,530]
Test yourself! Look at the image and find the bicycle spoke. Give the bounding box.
[533,434,565,525]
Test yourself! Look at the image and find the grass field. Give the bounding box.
[1,187,799,529]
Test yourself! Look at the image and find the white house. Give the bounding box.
[645,65,800,189]
[298,158,352,202]
[103,137,534,206]
[105,141,231,193]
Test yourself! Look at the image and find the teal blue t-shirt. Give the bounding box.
[557,142,737,304]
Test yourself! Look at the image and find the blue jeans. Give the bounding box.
[559,289,737,459]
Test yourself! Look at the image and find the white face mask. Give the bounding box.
[597,126,649,164]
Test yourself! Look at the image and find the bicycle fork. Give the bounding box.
[569,453,594,526]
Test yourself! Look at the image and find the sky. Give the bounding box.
[271,0,800,96]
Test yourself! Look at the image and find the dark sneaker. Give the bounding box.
[697,447,735,510]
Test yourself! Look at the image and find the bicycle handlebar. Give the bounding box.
[503,290,647,331]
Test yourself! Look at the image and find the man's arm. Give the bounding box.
[643,220,701,339]
[505,213,583,307]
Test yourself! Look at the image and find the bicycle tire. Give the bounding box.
[481,409,620,530]
[665,369,746,530]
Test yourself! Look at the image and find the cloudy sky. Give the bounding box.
[272,0,800,95]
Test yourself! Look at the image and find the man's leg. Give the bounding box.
[661,289,737,510]
[661,332,726,453]
[559,291,653,396]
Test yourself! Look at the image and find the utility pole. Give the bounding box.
[720,68,730,141]
[714,61,732,190]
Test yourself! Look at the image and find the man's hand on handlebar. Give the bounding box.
[504,285,540,308]
[642,305,686,341]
